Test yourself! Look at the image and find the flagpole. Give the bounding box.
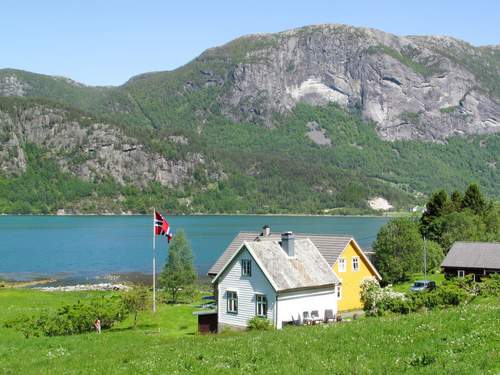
[153,208,156,313]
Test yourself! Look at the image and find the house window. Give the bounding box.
[458,270,465,278]
[255,294,268,317]
[336,286,342,299]
[338,258,346,272]
[241,259,252,276]
[352,257,360,272]
[227,291,238,313]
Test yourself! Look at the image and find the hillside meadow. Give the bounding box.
[0,288,499,374]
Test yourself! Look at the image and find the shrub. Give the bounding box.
[5,295,126,337]
[360,279,407,316]
[478,273,500,297]
[121,288,148,328]
[247,316,273,331]
[435,284,470,306]
[362,278,474,317]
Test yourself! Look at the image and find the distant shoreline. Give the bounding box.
[0,212,407,218]
[0,272,213,287]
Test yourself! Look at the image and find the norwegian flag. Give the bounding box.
[154,211,172,242]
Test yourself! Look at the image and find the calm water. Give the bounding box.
[0,215,388,281]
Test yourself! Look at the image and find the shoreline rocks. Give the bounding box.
[35,283,132,292]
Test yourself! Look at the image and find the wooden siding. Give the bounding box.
[333,240,377,311]
[443,266,499,281]
[217,247,276,328]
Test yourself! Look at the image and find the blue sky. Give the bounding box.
[1,0,498,86]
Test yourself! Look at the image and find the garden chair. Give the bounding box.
[311,310,322,324]
[324,309,335,323]
[302,311,312,325]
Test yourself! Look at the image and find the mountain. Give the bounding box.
[0,24,499,214]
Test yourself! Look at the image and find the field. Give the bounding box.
[0,288,499,374]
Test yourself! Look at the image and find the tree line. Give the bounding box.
[373,183,500,284]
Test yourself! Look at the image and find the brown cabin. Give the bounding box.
[441,241,500,281]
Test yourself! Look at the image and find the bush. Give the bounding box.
[362,278,474,317]
[360,279,407,316]
[435,284,470,306]
[247,316,273,331]
[5,295,126,338]
[121,288,148,328]
[478,273,500,297]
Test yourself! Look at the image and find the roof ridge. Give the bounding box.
[238,231,354,237]
[454,241,500,245]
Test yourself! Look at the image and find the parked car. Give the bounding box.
[409,280,436,292]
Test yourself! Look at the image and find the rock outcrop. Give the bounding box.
[216,25,500,140]
[2,24,499,142]
[0,103,203,187]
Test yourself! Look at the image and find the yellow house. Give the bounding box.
[208,227,382,312]
[331,239,381,311]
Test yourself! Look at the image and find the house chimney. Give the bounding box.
[262,225,270,237]
[281,231,295,257]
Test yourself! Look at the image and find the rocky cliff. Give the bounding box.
[2,24,499,142]
[209,25,500,141]
[0,100,203,187]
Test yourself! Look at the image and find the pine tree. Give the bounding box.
[420,190,450,240]
[160,230,197,303]
[461,183,486,215]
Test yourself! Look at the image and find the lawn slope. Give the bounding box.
[0,289,498,374]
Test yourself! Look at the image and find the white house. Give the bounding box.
[212,232,339,330]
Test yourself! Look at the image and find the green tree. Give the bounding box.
[373,217,443,284]
[450,190,462,211]
[420,190,451,240]
[461,183,487,215]
[121,288,148,328]
[160,230,197,303]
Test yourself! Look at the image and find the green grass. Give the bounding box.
[1,288,499,374]
[392,272,446,293]
[366,45,441,77]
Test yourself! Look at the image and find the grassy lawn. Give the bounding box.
[1,288,499,374]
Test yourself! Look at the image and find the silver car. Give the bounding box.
[409,280,436,292]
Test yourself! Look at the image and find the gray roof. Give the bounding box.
[441,242,500,269]
[215,239,339,292]
[208,232,352,276]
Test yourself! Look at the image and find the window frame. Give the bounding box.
[457,270,465,278]
[255,294,268,317]
[338,258,346,272]
[352,256,360,272]
[241,259,252,277]
[226,290,238,314]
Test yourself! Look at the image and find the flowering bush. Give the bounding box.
[360,279,407,316]
[361,277,475,316]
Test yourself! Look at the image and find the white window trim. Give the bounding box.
[241,259,252,277]
[458,270,465,278]
[338,258,346,272]
[226,290,238,314]
[255,294,268,317]
[352,256,360,272]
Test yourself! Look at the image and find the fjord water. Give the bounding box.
[0,215,388,281]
